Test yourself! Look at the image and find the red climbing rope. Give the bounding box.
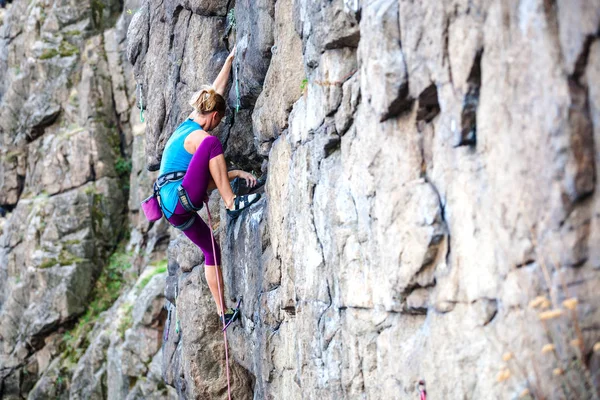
[206,201,233,400]
[418,380,427,400]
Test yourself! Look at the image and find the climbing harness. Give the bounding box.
[137,83,145,123]
[206,200,233,400]
[234,61,241,113]
[156,171,186,187]
[153,171,202,229]
[417,380,427,400]
[176,185,203,213]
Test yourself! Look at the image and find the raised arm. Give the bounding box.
[213,47,236,96]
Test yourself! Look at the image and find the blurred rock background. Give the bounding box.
[0,0,599,399]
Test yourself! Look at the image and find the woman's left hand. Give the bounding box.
[227,45,236,62]
[239,171,257,187]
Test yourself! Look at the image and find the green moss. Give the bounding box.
[39,7,47,25]
[115,157,132,178]
[117,302,134,339]
[64,29,81,36]
[40,41,79,60]
[39,48,59,60]
[34,191,49,201]
[136,261,168,290]
[39,258,58,269]
[62,246,132,364]
[106,127,120,153]
[300,78,308,91]
[4,150,21,164]
[91,0,105,27]
[58,40,79,57]
[90,192,104,234]
[58,249,84,266]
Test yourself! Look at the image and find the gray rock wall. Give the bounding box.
[0,0,177,396]
[1,0,599,398]
[130,0,600,398]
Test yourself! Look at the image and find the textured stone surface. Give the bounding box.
[252,0,304,151]
[0,0,172,396]
[2,0,600,398]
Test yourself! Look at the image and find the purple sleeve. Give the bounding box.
[208,136,224,159]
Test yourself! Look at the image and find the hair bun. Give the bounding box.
[189,85,227,116]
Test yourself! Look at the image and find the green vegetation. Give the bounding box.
[39,48,59,60]
[4,150,20,164]
[91,0,105,27]
[39,6,47,25]
[106,127,121,154]
[136,260,168,290]
[117,302,133,339]
[39,40,79,60]
[39,249,84,269]
[62,247,131,364]
[58,249,84,266]
[115,157,132,178]
[35,190,49,200]
[300,78,308,91]
[89,190,104,235]
[58,40,79,57]
[63,239,82,246]
[39,258,58,269]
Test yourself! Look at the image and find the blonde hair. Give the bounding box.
[189,85,226,116]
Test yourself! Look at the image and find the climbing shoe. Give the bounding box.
[220,298,242,331]
[227,193,261,218]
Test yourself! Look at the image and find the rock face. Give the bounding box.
[131,0,600,398]
[2,0,600,399]
[0,0,176,396]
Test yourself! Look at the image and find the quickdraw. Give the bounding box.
[137,83,145,123]
[164,302,172,341]
[234,62,241,113]
[175,289,181,335]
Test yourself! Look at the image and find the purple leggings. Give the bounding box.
[167,136,223,265]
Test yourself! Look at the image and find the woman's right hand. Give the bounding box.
[238,171,257,187]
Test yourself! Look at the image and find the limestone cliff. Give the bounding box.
[1,0,600,399]
[0,0,176,396]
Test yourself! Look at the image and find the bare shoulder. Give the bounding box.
[184,129,208,153]
[188,129,209,140]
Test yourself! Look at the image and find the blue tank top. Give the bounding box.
[158,119,202,218]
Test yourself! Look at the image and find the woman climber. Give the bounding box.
[157,46,261,327]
